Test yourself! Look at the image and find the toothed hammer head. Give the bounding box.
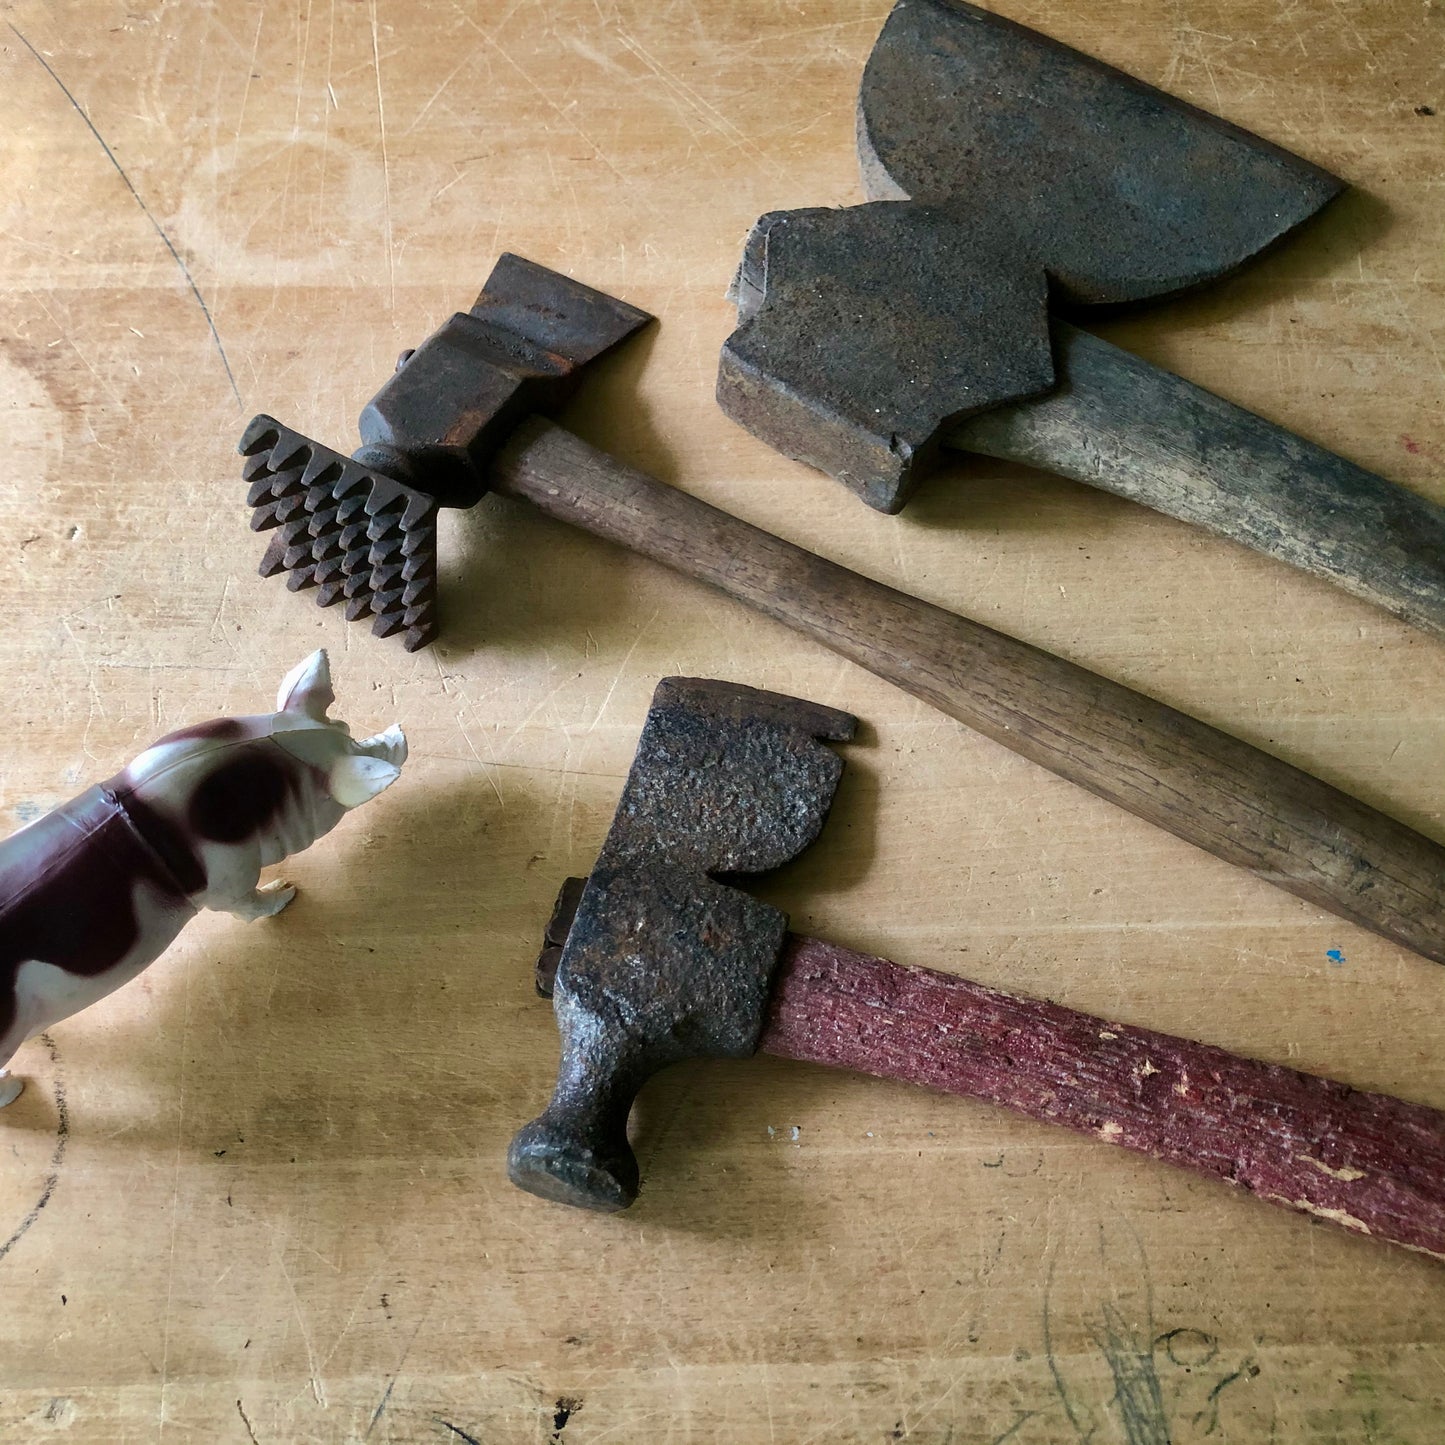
[240,254,652,651]
[508,677,856,1212]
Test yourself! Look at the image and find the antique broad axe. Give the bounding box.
[241,258,1445,966]
[718,0,1445,640]
[509,677,1445,1265]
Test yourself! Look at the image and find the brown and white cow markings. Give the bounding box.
[0,651,406,1107]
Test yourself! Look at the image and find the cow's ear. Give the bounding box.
[276,651,335,720]
[328,754,401,808]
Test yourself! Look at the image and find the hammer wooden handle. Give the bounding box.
[949,322,1445,640]
[767,935,1445,1259]
[491,418,1445,966]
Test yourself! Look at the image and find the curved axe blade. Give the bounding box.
[857,0,1344,306]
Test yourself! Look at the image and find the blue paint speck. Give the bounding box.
[1326,948,1346,966]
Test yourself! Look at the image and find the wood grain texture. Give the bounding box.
[768,934,1445,1259]
[950,321,1445,640]
[0,0,1442,1441]
[496,417,1445,964]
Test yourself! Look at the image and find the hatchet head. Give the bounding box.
[508,677,856,1212]
[717,0,1345,513]
[240,255,652,651]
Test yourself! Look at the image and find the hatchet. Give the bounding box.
[241,258,1445,967]
[510,677,1445,1267]
[718,0,1445,640]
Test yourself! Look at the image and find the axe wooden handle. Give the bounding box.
[766,934,1445,1259]
[948,322,1445,641]
[491,417,1445,965]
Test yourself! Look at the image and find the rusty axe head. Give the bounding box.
[240,255,651,651]
[507,677,856,1212]
[859,0,1343,305]
[717,0,1344,513]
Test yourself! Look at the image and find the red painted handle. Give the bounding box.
[764,936,1445,1260]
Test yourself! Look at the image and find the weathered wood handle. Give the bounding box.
[491,418,1445,965]
[948,321,1445,640]
[766,935,1445,1259]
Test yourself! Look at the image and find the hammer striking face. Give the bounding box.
[511,680,1445,1262]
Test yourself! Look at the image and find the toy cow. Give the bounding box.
[0,651,406,1106]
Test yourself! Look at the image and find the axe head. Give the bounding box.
[508,678,856,1212]
[857,0,1344,306]
[717,0,1346,513]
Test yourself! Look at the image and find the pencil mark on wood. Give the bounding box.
[1156,1328,1218,1369]
[364,1379,395,1439]
[1041,1254,1093,1443]
[1191,1359,1259,1435]
[1094,1303,1171,1445]
[7,23,242,408]
[988,1409,1041,1444]
[236,1399,261,1445]
[435,1419,484,1445]
[1038,1228,1266,1443]
[0,1034,68,1266]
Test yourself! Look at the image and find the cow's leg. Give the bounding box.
[224,880,297,921]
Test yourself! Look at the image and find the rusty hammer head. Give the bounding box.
[507,677,856,1212]
[716,0,1343,513]
[240,255,651,650]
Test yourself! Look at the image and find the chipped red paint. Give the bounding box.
[765,935,1445,1258]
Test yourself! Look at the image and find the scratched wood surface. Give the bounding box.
[0,1,1442,1440]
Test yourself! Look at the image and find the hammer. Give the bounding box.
[717,0,1445,641]
[242,257,1445,967]
[509,677,1445,1263]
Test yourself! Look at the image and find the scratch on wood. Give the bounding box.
[7,24,242,408]
[367,0,396,308]
[453,8,635,191]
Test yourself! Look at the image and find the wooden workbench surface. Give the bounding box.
[2,1,1442,1439]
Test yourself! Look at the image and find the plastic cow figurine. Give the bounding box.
[0,651,406,1106]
